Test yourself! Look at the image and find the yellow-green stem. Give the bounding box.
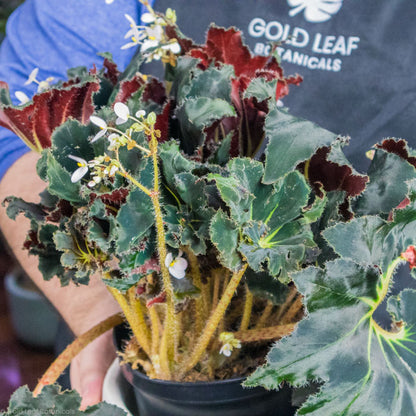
[34,314,123,396]
[149,130,177,370]
[180,263,248,377]
[255,301,274,329]
[211,269,221,312]
[119,171,151,197]
[159,323,171,379]
[128,287,152,346]
[108,287,151,357]
[375,257,403,310]
[234,323,295,343]
[149,306,160,356]
[240,285,253,331]
[183,247,209,333]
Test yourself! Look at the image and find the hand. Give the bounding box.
[70,330,116,409]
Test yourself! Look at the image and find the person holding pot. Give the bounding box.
[0,0,415,408]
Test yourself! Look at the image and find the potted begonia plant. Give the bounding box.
[2,2,416,415]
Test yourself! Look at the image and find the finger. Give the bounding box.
[68,331,116,410]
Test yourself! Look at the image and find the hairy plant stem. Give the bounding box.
[182,247,208,333]
[274,286,298,323]
[234,323,296,343]
[240,284,253,331]
[128,287,151,345]
[180,263,248,377]
[211,269,221,312]
[255,301,274,329]
[34,314,124,396]
[108,286,151,357]
[149,306,160,357]
[149,130,177,377]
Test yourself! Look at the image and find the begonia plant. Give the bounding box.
[2,2,416,415]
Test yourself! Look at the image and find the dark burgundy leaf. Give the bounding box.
[376,138,416,169]
[103,58,120,86]
[300,147,368,198]
[0,81,100,150]
[46,200,73,222]
[24,229,44,250]
[143,78,167,105]
[131,257,161,275]
[155,101,171,143]
[114,75,145,103]
[402,246,416,269]
[98,188,130,216]
[165,25,198,54]
[146,291,166,307]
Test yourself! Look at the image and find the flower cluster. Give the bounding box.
[14,67,55,105]
[219,332,242,357]
[122,6,180,65]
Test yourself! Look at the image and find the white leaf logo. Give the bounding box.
[287,0,343,23]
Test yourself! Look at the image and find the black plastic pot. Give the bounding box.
[114,325,296,416]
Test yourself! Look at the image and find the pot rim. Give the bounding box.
[114,324,251,387]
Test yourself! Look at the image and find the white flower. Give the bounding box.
[37,80,50,93]
[88,176,102,188]
[141,39,160,53]
[219,332,241,357]
[114,102,130,124]
[135,110,146,118]
[165,250,188,279]
[15,91,30,105]
[90,116,108,142]
[146,25,163,42]
[109,165,119,177]
[24,68,39,86]
[121,14,143,49]
[162,41,181,54]
[219,344,233,357]
[141,12,156,24]
[68,155,89,183]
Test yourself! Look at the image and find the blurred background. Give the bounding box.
[0,0,58,411]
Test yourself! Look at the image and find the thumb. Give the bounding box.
[79,373,106,410]
[69,331,116,410]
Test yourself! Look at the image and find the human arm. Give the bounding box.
[0,0,142,406]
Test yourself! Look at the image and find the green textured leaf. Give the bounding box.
[172,277,200,301]
[244,78,277,102]
[159,141,196,189]
[247,259,416,416]
[355,150,416,215]
[46,152,84,204]
[170,56,199,101]
[239,221,313,282]
[36,150,48,181]
[3,197,47,221]
[115,189,154,254]
[323,213,416,272]
[263,108,336,183]
[210,210,242,270]
[176,97,235,154]
[323,216,388,267]
[103,275,143,293]
[51,119,94,171]
[209,158,264,224]
[1,385,126,415]
[302,193,327,225]
[245,268,289,305]
[174,172,206,210]
[29,223,66,284]
[185,65,233,103]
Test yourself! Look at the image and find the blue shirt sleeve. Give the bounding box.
[0,0,149,180]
